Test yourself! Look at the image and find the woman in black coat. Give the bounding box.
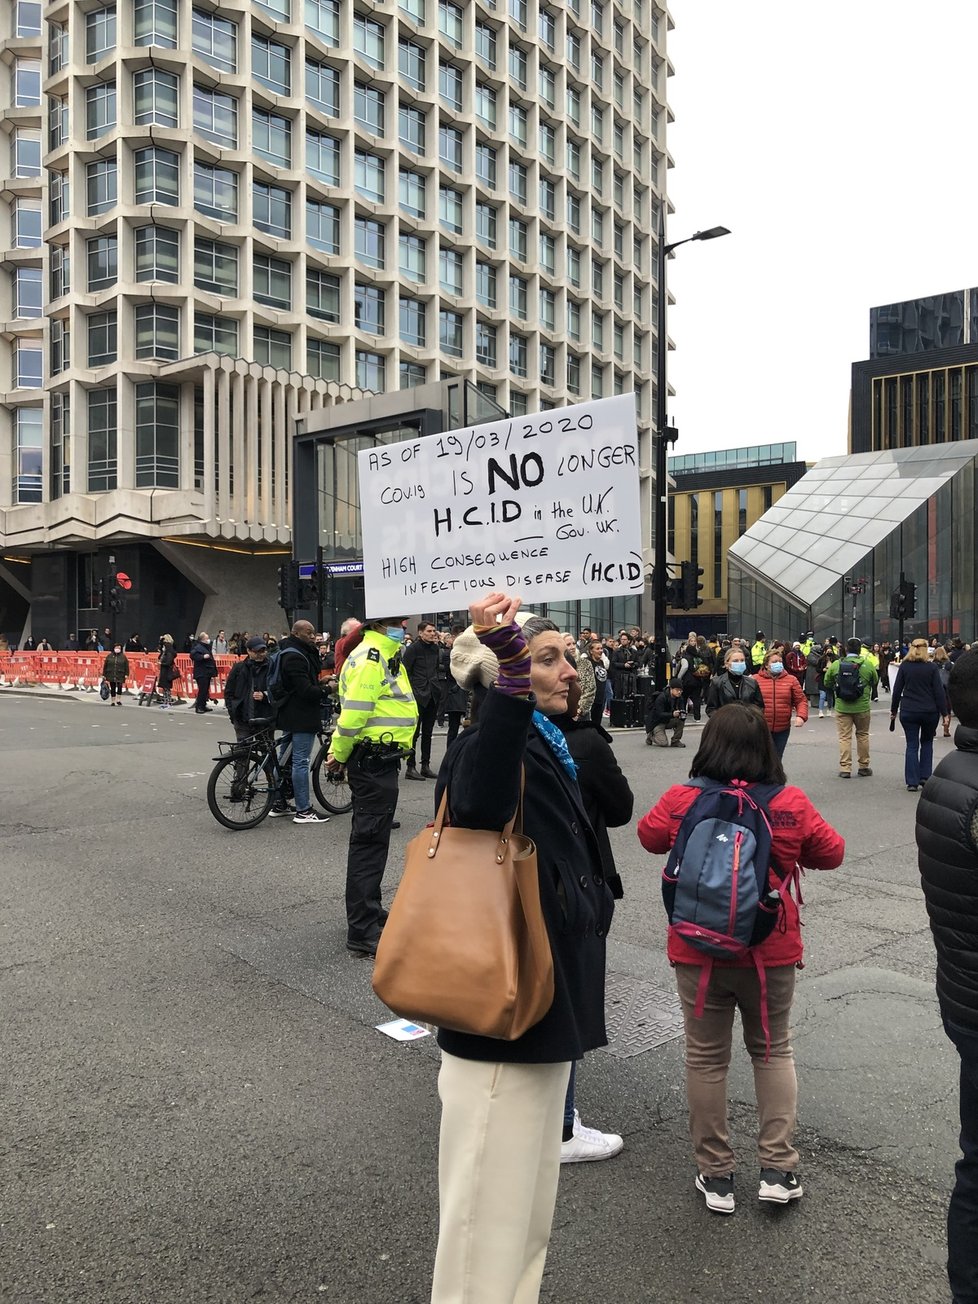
[706,645,763,715]
[435,594,614,1303]
[890,638,949,791]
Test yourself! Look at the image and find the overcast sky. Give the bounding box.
[665,1,978,462]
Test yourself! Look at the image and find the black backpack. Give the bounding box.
[835,658,863,703]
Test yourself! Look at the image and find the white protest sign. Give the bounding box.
[358,394,644,615]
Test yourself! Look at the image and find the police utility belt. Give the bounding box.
[351,734,406,773]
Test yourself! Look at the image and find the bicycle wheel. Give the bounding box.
[207,754,274,830]
[311,747,353,814]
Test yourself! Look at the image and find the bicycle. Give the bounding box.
[206,715,352,831]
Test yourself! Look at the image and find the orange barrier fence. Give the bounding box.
[0,652,242,699]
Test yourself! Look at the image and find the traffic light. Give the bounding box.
[890,579,916,620]
[297,570,318,608]
[277,562,300,610]
[680,560,704,610]
[108,585,124,613]
[98,578,109,611]
[665,577,683,607]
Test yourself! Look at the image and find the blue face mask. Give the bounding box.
[768,661,784,675]
[729,661,747,675]
[385,625,405,644]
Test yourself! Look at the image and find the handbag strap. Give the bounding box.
[427,769,525,864]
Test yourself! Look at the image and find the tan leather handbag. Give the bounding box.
[372,780,555,1040]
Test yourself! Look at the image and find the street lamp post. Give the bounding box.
[652,213,730,689]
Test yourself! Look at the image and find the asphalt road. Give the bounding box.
[0,687,959,1303]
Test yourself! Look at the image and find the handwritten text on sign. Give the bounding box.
[358,394,643,615]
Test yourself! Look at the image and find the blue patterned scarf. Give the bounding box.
[532,710,578,780]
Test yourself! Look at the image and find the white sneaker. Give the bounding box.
[293,808,329,824]
[560,1110,623,1163]
[818,709,825,718]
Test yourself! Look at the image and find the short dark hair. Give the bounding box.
[689,703,786,785]
[948,651,978,728]
[846,637,861,653]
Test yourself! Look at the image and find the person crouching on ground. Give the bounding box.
[637,703,844,1215]
[645,679,687,747]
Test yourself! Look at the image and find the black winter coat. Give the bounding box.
[645,689,684,731]
[551,714,633,899]
[916,724,978,1029]
[158,646,178,687]
[434,689,614,1064]
[273,637,324,734]
[891,660,947,721]
[438,645,468,714]
[403,638,441,706]
[706,671,763,715]
[224,657,270,725]
[189,642,217,680]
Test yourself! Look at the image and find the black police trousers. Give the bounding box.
[345,745,400,944]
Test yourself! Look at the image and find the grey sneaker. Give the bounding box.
[758,1168,803,1204]
[695,1172,735,1214]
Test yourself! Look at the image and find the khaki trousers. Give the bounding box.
[675,963,799,1177]
[431,1053,571,1304]
[835,709,871,772]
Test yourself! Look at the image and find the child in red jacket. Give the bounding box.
[637,702,844,1214]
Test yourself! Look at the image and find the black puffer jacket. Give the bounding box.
[706,670,763,715]
[916,724,978,1029]
[434,688,614,1064]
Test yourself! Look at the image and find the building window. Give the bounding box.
[49,97,69,151]
[398,104,426,154]
[257,0,290,20]
[508,104,527,148]
[194,236,238,294]
[50,391,70,498]
[539,288,555,331]
[539,123,556,167]
[355,151,385,202]
[135,147,179,206]
[399,0,425,22]
[134,0,178,47]
[508,161,527,205]
[306,59,339,114]
[355,84,386,136]
[539,65,555,108]
[509,333,527,378]
[567,353,581,396]
[307,269,341,322]
[399,39,426,90]
[475,202,496,249]
[87,236,118,292]
[305,0,340,45]
[399,296,425,347]
[475,86,496,132]
[355,217,385,269]
[539,177,556,221]
[134,383,180,488]
[307,200,340,253]
[253,182,292,238]
[86,159,118,216]
[13,199,42,249]
[194,312,239,356]
[13,408,43,504]
[399,232,426,283]
[86,83,116,139]
[356,350,385,390]
[84,9,116,62]
[510,0,527,28]
[193,161,236,220]
[475,322,496,367]
[254,254,292,309]
[88,387,118,490]
[439,186,463,234]
[13,267,43,319]
[254,109,291,167]
[540,343,555,386]
[50,246,70,299]
[11,129,41,178]
[508,45,527,90]
[50,318,70,374]
[439,126,463,172]
[13,59,42,107]
[508,218,527,262]
[438,1,463,47]
[475,23,496,69]
[15,1,43,38]
[307,130,340,184]
[400,359,427,388]
[133,68,179,127]
[399,168,426,218]
[475,262,496,309]
[51,176,71,230]
[353,13,385,68]
[354,283,385,335]
[193,86,238,147]
[192,9,237,73]
[252,34,291,95]
[254,326,292,368]
[440,309,463,358]
[135,226,180,283]
[306,337,340,379]
[439,62,463,111]
[439,247,463,296]
[88,310,118,367]
[135,303,180,360]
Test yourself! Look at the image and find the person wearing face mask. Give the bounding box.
[756,647,808,759]
[189,631,218,713]
[706,646,763,715]
[101,643,130,705]
[326,616,419,957]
